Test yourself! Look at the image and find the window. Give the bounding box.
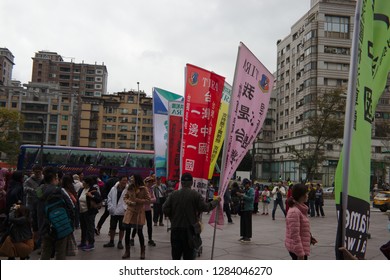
[12,102,17,108]
[327,144,333,151]
[59,67,70,72]
[63,105,69,111]
[325,15,349,38]
[61,125,68,130]
[61,135,67,141]
[375,146,381,153]
[304,62,317,72]
[324,46,350,55]
[52,105,58,110]
[96,69,103,75]
[59,74,70,79]
[62,115,68,121]
[86,77,94,82]
[304,78,317,88]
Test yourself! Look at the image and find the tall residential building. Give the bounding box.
[79,90,154,150]
[0,48,15,86]
[31,51,108,97]
[256,0,390,185]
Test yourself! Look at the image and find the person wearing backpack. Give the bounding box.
[271,181,286,221]
[37,166,75,260]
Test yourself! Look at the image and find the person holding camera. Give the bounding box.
[271,181,286,220]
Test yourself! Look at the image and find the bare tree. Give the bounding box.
[289,88,345,182]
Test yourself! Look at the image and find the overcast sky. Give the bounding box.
[1,0,310,95]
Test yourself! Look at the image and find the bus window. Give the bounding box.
[24,147,40,169]
[68,150,99,165]
[98,151,127,167]
[42,148,69,166]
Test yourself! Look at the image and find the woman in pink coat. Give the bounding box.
[285,184,317,260]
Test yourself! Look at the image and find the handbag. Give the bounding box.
[90,199,102,209]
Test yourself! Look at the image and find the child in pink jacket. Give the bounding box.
[285,184,317,260]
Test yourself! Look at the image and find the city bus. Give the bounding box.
[17,145,154,178]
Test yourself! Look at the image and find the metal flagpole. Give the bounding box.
[211,44,242,260]
[340,0,362,249]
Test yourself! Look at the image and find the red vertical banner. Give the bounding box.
[167,101,184,182]
[182,64,225,197]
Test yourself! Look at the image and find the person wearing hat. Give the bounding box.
[162,172,221,260]
[236,178,255,242]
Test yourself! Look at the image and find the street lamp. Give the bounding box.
[135,82,140,150]
[37,116,45,166]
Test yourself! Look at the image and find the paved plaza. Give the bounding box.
[25,198,389,260]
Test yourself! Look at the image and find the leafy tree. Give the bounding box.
[289,88,345,182]
[0,108,24,165]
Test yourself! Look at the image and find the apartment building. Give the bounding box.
[256,0,390,185]
[79,90,154,150]
[31,50,108,98]
[0,81,76,147]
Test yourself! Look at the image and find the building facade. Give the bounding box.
[0,48,15,86]
[79,90,154,150]
[31,51,108,98]
[0,81,77,147]
[255,0,390,185]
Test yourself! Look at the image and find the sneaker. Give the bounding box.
[130,239,134,246]
[261,213,265,215]
[238,237,244,241]
[82,244,95,251]
[117,241,124,249]
[228,221,234,224]
[266,213,269,215]
[95,228,100,236]
[241,238,251,243]
[103,241,115,248]
[148,240,156,246]
[159,223,164,226]
[77,243,86,248]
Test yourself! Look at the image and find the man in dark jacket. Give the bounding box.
[163,172,220,260]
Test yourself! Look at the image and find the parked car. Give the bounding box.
[373,191,390,212]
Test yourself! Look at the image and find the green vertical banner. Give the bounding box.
[335,0,390,259]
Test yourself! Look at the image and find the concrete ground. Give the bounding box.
[25,198,389,260]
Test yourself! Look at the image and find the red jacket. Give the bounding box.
[285,202,311,257]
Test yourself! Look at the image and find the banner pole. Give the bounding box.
[340,0,362,249]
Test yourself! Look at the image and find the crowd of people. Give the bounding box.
[0,165,333,260]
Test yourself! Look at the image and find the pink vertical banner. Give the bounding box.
[209,42,275,227]
[182,64,225,198]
